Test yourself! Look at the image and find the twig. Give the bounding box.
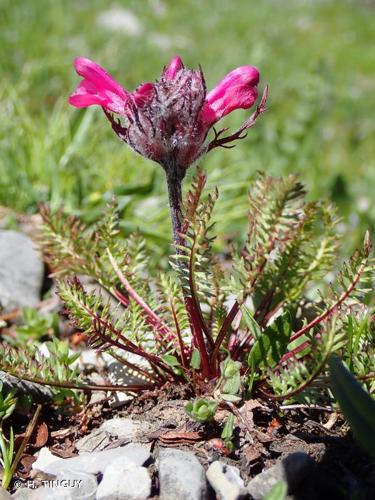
[11,404,42,478]
[2,371,155,393]
[280,403,334,412]
[0,371,53,404]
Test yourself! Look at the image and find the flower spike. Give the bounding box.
[69,56,266,170]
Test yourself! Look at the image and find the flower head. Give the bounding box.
[69,56,267,170]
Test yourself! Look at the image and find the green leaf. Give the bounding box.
[222,371,241,395]
[219,355,242,399]
[221,412,235,440]
[162,354,181,367]
[329,355,375,458]
[190,348,201,370]
[247,309,291,370]
[221,394,242,403]
[263,480,288,500]
[185,398,218,423]
[241,305,262,339]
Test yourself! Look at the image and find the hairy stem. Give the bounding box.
[165,163,186,250]
[164,163,211,378]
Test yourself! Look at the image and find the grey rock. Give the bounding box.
[0,231,43,311]
[79,349,102,368]
[87,372,108,406]
[76,418,148,452]
[32,447,62,472]
[97,456,151,499]
[0,372,53,405]
[107,360,148,407]
[35,470,97,499]
[206,461,246,500]
[101,417,145,439]
[12,471,96,499]
[0,487,11,499]
[75,428,112,453]
[246,452,315,500]
[76,297,153,409]
[159,448,207,500]
[35,444,151,475]
[12,489,35,499]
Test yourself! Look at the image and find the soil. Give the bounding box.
[9,384,374,499]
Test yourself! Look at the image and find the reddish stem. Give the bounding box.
[185,296,211,377]
[289,254,367,345]
[188,235,214,348]
[80,301,178,380]
[210,300,240,368]
[108,250,172,343]
[18,374,156,393]
[170,301,188,370]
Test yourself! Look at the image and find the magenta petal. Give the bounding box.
[74,57,127,98]
[164,56,184,80]
[201,66,259,126]
[133,82,155,107]
[69,57,129,114]
[69,80,107,108]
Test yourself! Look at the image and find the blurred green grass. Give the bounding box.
[0,0,374,255]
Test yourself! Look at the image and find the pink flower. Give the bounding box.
[69,56,267,169]
[201,66,259,127]
[69,57,129,114]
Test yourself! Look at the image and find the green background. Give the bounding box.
[0,0,374,254]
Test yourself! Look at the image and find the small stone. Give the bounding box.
[79,349,102,368]
[159,448,207,500]
[74,429,112,454]
[75,418,147,452]
[0,231,43,311]
[206,461,246,500]
[87,372,108,406]
[107,360,150,407]
[246,452,315,500]
[32,447,63,472]
[97,456,151,499]
[35,444,151,475]
[101,418,144,440]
